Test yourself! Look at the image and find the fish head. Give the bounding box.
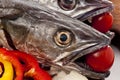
[0,0,113,79]
[38,0,113,21]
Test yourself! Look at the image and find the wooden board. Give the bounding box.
[110,0,120,34]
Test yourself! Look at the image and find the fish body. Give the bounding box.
[0,0,113,79]
[37,0,113,21]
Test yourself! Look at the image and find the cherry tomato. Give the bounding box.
[92,12,113,33]
[86,46,114,72]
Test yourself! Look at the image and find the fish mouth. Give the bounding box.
[74,0,114,21]
[77,5,113,21]
[61,44,110,79]
[74,48,110,79]
[58,31,113,79]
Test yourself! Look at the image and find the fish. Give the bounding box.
[0,0,113,79]
[36,0,114,21]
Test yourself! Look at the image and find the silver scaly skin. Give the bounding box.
[0,0,113,79]
[37,0,113,21]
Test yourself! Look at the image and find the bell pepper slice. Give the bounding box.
[8,50,52,80]
[0,48,24,80]
[0,58,14,80]
[0,48,52,80]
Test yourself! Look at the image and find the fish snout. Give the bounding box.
[61,27,114,79]
[73,0,114,21]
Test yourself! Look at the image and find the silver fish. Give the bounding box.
[36,0,113,21]
[0,0,112,79]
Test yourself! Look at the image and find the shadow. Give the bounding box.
[111,31,120,50]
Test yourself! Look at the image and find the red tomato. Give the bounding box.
[92,12,113,33]
[86,46,114,72]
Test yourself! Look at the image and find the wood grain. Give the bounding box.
[110,0,120,34]
[110,0,120,49]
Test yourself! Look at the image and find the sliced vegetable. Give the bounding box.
[86,46,114,72]
[92,12,113,33]
[8,50,52,80]
[0,48,52,80]
[0,48,24,80]
[0,58,14,80]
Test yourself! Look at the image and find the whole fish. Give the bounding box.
[0,0,113,79]
[37,0,113,21]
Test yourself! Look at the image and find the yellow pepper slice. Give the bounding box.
[0,58,14,80]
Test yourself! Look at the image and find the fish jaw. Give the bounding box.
[75,0,114,21]
[52,23,111,79]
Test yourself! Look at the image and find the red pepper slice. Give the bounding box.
[8,50,52,80]
[0,48,24,80]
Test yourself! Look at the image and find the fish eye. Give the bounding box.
[58,0,77,11]
[54,30,73,47]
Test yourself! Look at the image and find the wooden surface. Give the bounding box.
[110,0,120,50]
[110,0,120,34]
